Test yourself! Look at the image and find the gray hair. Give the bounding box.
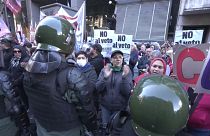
[150,50,162,58]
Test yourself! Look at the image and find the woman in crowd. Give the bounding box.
[75,51,98,108]
[9,45,29,108]
[134,57,167,86]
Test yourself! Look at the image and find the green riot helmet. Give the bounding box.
[35,16,75,54]
[130,75,189,136]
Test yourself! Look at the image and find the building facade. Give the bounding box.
[115,0,173,42]
[176,0,210,43]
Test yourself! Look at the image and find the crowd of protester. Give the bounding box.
[0,26,210,136]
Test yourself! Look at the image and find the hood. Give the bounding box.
[149,57,167,75]
[25,50,62,73]
[13,45,29,59]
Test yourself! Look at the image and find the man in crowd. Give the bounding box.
[137,44,152,74]
[88,43,104,76]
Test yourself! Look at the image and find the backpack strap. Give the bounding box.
[189,93,204,116]
[107,110,130,134]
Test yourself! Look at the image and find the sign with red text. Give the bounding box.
[173,44,209,87]
[195,48,210,94]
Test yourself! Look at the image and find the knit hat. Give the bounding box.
[149,57,167,75]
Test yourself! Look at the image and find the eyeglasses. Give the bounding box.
[13,50,21,53]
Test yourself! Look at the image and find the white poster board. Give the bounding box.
[94,29,115,57]
[174,30,203,45]
[112,34,132,63]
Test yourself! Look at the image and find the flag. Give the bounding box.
[29,21,36,42]
[0,17,10,37]
[5,0,21,15]
[74,1,86,50]
[56,2,86,50]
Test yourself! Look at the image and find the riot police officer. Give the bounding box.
[0,44,30,136]
[23,16,98,136]
[109,75,190,136]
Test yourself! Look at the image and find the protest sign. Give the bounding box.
[195,48,210,94]
[112,34,133,63]
[112,34,132,54]
[173,44,209,87]
[94,29,115,57]
[174,30,203,45]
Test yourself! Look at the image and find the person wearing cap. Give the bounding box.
[88,43,104,76]
[96,50,133,136]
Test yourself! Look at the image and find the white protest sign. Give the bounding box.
[94,29,115,57]
[174,30,203,45]
[112,34,133,64]
[112,34,132,54]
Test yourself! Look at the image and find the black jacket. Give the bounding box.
[89,54,104,76]
[109,111,137,136]
[96,67,133,111]
[24,51,97,132]
[77,63,97,96]
[137,55,150,70]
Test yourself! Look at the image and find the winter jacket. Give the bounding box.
[77,63,97,95]
[188,94,210,129]
[96,66,133,111]
[89,54,104,76]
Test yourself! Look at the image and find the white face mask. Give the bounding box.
[76,59,87,67]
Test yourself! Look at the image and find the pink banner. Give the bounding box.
[0,17,10,37]
[5,0,21,15]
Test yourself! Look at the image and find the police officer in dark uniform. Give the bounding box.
[23,16,98,136]
[0,44,30,136]
[0,34,14,70]
[109,75,190,136]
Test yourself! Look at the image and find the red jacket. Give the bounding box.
[188,94,210,129]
